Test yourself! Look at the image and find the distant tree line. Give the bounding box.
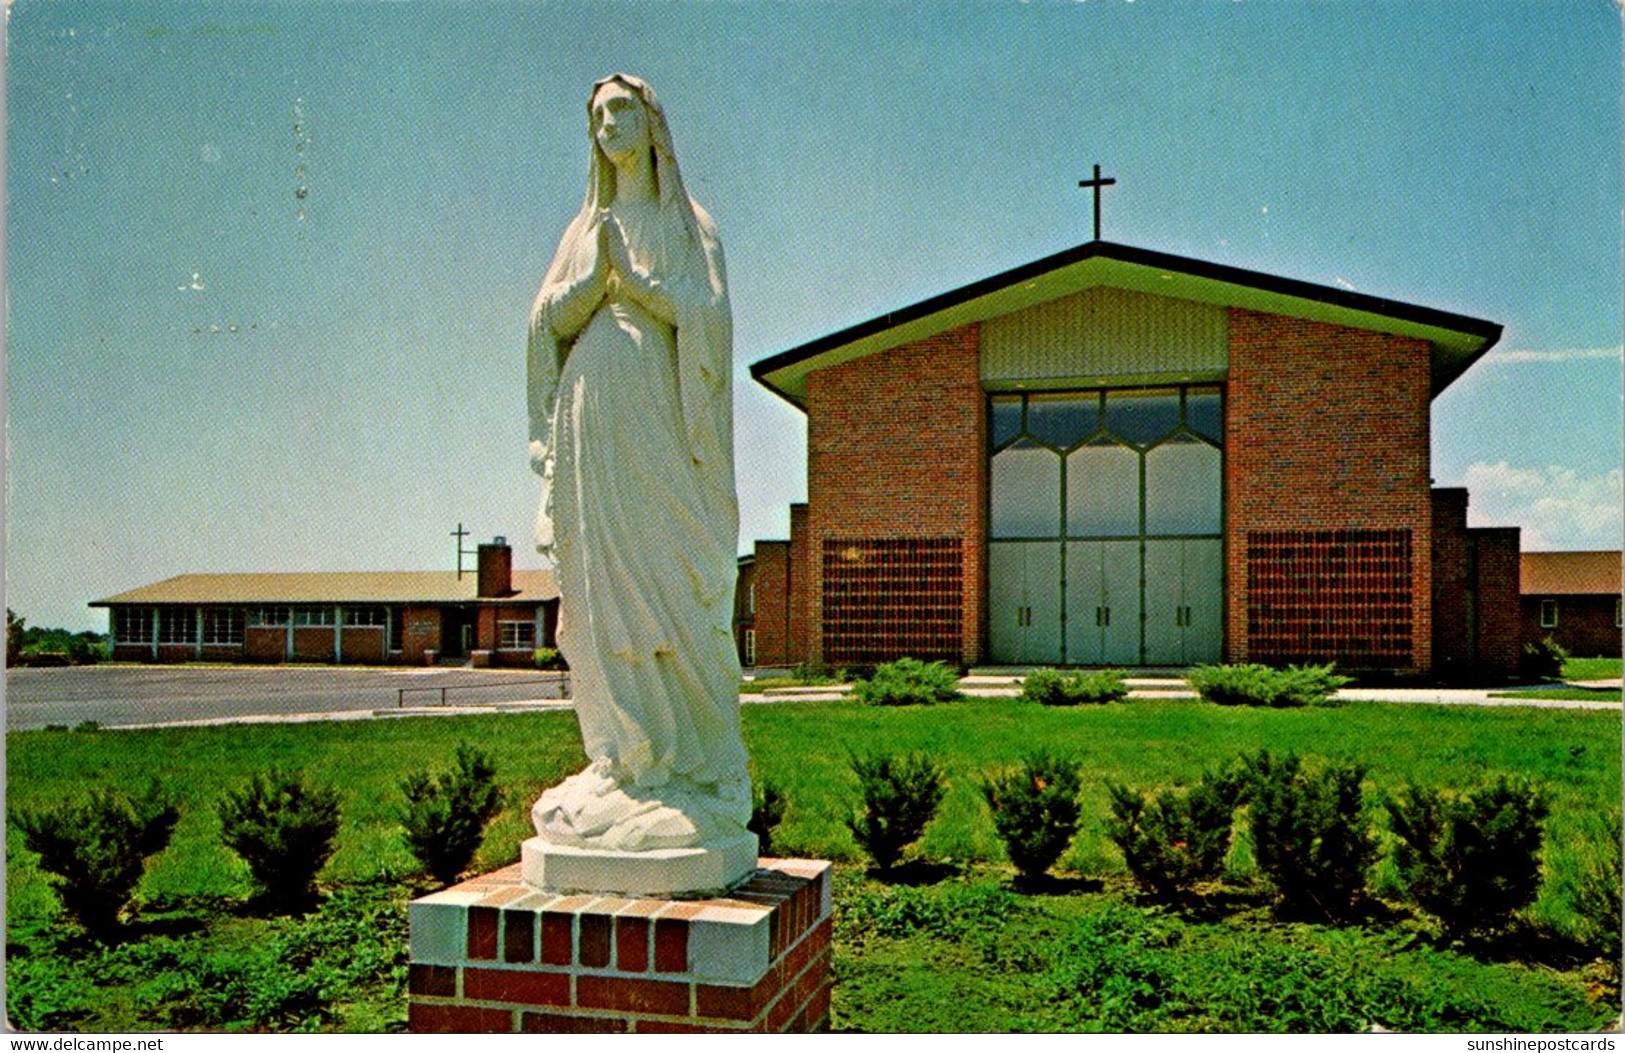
[7,609,108,666]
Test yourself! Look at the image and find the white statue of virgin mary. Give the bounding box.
[522,74,754,890]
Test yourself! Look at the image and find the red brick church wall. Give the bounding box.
[1432,488,1472,679]
[787,504,810,667]
[1472,528,1523,674]
[748,542,792,668]
[1432,488,1523,679]
[1226,309,1435,674]
[804,325,986,668]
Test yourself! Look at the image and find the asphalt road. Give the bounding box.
[4,666,570,732]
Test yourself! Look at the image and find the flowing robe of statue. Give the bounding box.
[524,75,751,860]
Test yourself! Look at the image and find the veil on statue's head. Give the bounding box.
[579,73,700,244]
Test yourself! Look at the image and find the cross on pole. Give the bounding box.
[451,522,475,580]
[1078,164,1116,241]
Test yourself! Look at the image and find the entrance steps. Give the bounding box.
[744,670,1200,701]
[967,666,1191,679]
[964,668,1195,697]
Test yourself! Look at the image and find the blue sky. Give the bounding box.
[6,0,1621,631]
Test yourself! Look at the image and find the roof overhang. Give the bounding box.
[750,240,1502,409]
[88,570,559,607]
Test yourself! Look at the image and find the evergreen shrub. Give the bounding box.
[1243,750,1375,919]
[1384,776,1549,938]
[790,660,847,685]
[531,647,568,671]
[851,658,962,706]
[218,768,343,911]
[1520,636,1569,680]
[399,745,505,885]
[980,752,1084,880]
[1104,769,1243,899]
[1188,663,1349,707]
[1019,668,1129,706]
[13,782,180,939]
[846,752,946,868]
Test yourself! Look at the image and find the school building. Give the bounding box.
[741,239,1527,679]
[91,539,557,666]
[1520,550,1623,659]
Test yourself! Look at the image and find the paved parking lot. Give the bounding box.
[4,666,569,732]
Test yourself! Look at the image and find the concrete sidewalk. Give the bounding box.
[113,697,577,732]
[100,674,1620,731]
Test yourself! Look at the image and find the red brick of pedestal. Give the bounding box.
[408,859,833,1034]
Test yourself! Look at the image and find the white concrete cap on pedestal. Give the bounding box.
[520,832,759,898]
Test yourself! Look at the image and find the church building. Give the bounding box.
[744,238,1519,679]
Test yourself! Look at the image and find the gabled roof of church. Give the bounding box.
[750,240,1502,408]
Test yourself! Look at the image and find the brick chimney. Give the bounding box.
[476,537,513,598]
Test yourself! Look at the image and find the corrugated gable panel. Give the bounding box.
[981,286,1228,384]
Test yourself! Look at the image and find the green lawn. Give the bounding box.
[1564,657,1623,682]
[831,873,1616,1033]
[1492,687,1622,703]
[6,698,1621,1031]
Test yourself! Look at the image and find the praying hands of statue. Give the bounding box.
[595,210,676,324]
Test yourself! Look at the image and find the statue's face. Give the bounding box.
[592,82,649,168]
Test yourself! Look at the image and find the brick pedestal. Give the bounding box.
[408,858,833,1034]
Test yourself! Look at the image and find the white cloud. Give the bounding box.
[1481,345,1622,365]
[1458,461,1623,550]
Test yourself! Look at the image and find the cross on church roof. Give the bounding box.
[451,521,475,580]
[1078,164,1116,241]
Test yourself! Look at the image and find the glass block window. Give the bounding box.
[158,607,196,644]
[293,606,334,627]
[499,620,536,650]
[1247,529,1413,668]
[822,538,963,665]
[343,606,386,627]
[113,607,154,644]
[202,607,245,645]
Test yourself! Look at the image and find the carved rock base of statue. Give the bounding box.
[521,833,759,899]
[524,759,757,896]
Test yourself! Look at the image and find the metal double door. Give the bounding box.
[989,538,1221,665]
